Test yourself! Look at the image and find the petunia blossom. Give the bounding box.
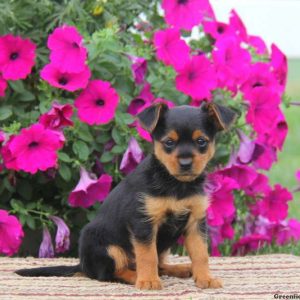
[229,10,248,42]
[0,74,7,97]
[68,167,112,208]
[296,170,300,183]
[1,123,63,174]
[245,87,281,135]
[162,0,215,31]
[176,55,217,100]
[202,20,235,41]
[39,227,54,258]
[127,55,147,85]
[236,130,277,170]
[271,43,288,88]
[75,79,119,125]
[257,109,288,151]
[0,210,24,256]
[240,63,282,100]
[39,102,74,130]
[0,34,36,80]
[206,172,239,227]
[232,234,270,256]
[251,184,293,222]
[213,37,251,93]
[120,137,144,175]
[49,216,70,253]
[48,25,88,73]
[41,63,91,92]
[153,28,190,70]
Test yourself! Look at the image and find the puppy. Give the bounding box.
[16,102,236,290]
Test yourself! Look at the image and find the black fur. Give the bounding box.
[15,103,235,282]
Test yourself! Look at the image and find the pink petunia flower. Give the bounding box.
[153,28,190,70]
[240,63,282,100]
[202,20,235,41]
[245,87,281,135]
[39,102,74,130]
[232,234,270,256]
[0,210,24,256]
[271,43,288,88]
[213,37,251,93]
[175,55,217,100]
[209,214,235,256]
[229,10,248,42]
[120,137,144,175]
[248,35,267,55]
[75,79,119,125]
[41,63,91,92]
[39,227,54,258]
[68,167,112,208]
[127,55,148,85]
[236,130,277,171]
[251,184,293,222]
[49,216,70,254]
[0,34,36,80]
[206,172,238,227]
[47,25,88,73]
[296,170,300,183]
[162,0,215,30]
[0,74,7,97]
[257,109,288,151]
[1,123,63,174]
[244,173,270,197]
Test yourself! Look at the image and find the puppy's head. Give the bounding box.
[137,102,236,182]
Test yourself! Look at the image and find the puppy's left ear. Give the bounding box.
[137,102,168,133]
[201,102,236,131]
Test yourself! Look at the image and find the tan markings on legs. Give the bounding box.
[184,222,223,289]
[107,245,128,271]
[133,239,162,290]
[115,268,137,285]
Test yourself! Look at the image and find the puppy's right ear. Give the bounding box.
[137,103,168,133]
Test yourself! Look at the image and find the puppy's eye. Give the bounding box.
[196,137,208,148]
[164,139,176,148]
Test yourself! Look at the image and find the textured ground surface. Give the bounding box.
[0,254,300,300]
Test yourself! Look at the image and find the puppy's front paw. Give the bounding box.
[195,276,223,289]
[135,277,163,290]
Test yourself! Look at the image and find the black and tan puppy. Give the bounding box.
[16,102,236,290]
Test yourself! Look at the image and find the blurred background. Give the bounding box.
[211,0,300,219]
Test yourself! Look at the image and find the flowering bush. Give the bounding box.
[0,0,299,258]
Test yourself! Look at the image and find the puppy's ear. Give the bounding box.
[137,102,168,133]
[201,102,236,131]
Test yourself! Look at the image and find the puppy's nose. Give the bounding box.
[179,157,193,171]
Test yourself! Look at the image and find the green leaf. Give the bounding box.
[58,152,72,163]
[8,80,25,93]
[100,151,114,163]
[26,215,36,230]
[72,140,90,161]
[111,145,124,154]
[59,163,72,181]
[0,107,12,120]
[112,127,122,144]
[77,124,94,142]
[16,180,33,201]
[19,90,35,102]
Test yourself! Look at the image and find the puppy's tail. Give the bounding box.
[15,264,81,277]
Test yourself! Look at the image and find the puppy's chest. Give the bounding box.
[143,194,208,227]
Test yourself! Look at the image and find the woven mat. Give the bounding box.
[1,254,300,300]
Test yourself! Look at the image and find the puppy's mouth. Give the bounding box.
[174,173,199,182]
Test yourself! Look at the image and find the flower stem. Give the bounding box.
[289,101,300,106]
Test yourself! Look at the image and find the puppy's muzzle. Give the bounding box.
[179,157,193,172]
